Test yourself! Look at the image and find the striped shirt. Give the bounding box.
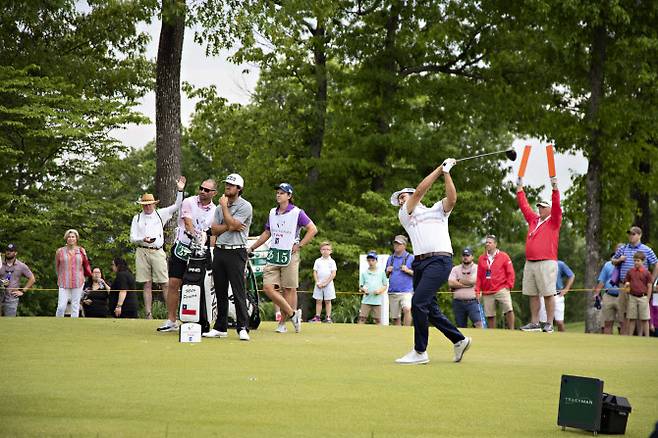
[55,246,85,289]
[613,243,657,281]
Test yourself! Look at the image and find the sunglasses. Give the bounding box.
[627,231,638,235]
[199,186,215,193]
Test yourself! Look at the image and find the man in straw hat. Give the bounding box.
[130,176,186,319]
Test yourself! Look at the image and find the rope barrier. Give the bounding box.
[7,287,609,295]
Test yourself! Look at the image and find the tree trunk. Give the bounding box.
[584,23,607,333]
[308,20,327,187]
[155,0,185,209]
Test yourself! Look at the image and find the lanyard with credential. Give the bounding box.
[486,250,499,270]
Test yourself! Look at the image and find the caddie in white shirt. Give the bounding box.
[391,158,472,365]
[249,182,317,334]
[130,176,186,319]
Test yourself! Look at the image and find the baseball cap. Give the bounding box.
[275,182,294,194]
[6,243,17,252]
[223,173,244,188]
[390,188,416,206]
[462,247,473,256]
[393,235,408,245]
[366,251,378,260]
[536,200,551,208]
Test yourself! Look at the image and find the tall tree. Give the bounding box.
[156,0,186,208]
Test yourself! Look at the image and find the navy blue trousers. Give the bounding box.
[412,255,465,352]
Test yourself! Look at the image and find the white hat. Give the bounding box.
[223,173,244,188]
[390,188,416,206]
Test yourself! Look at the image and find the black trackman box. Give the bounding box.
[600,393,632,435]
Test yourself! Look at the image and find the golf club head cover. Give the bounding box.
[442,158,456,173]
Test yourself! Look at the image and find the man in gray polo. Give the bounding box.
[204,173,254,341]
[0,244,36,317]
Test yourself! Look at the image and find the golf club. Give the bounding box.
[455,149,517,163]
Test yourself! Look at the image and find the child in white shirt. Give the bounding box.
[310,242,337,323]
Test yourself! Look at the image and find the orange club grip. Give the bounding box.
[546,144,556,177]
[517,145,531,177]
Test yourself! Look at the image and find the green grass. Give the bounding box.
[1,318,657,437]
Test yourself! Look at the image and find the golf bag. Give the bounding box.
[226,260,261,329]
[179,234,217,333]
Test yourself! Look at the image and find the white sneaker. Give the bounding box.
[275,323,288,333]
[202,329,228,338]
[156,320,178,332]
[239,329,250,341]
[291,309,302,333]
[453,337,472,363]
[395,350,429,365]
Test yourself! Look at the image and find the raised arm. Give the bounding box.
[406,159,456,215]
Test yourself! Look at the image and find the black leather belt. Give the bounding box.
[414,251,452,261]
[455,298,478,302]
[138,245,162,250]
[216,244,246,250]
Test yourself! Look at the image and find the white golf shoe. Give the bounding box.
[156,320,178,333]
[202,329,228,338]
[291,309,302,333]
[239,329,250,341]
[453,337,472,362]
[275,323,288,333]
[395,350,429,365]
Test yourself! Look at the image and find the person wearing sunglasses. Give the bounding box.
[157,179,217,332]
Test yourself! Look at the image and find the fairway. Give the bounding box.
[1,318,656,437]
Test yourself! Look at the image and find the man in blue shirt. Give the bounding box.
[594,245,624,335]
[385,235,414,326]
[539,259,575,332]
[612,226,658,335]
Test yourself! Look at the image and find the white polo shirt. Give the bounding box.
[398,200,453,256]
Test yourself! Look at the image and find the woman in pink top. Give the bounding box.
[55,229,87,317]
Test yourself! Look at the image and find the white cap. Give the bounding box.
[390,188,416,206]
[223,173,244,188]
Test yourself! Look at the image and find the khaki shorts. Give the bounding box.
[626,295,650,320]
[522,260,557,297]
[389,293,413,319]
[359,303,381,320]
[602,293,622,323]
[618,290,629,316]
[482,289,513,317]
[135,247,169,284]
[263,251,300,289]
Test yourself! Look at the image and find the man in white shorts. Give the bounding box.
[538,259,575,332]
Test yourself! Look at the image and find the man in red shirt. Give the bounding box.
[623,251,653,337]
[475,235,515,329]
[517,175,562,333]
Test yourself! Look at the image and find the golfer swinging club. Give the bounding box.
[392,158,471,364]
